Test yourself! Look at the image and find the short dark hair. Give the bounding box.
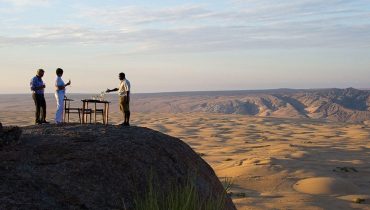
[119,72,125,78]
[56,68,63,75]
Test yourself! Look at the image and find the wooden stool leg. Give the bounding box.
[107,104,110,124]
[86,103,88,124]
[94,103,97,123]
[102,104,106,125]
[106,103,109,125]
[102,111,105,125]
[78,109,81,124]
[63,100,66,123]
[82,102,85,124]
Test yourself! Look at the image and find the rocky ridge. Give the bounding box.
[132,88,370,123]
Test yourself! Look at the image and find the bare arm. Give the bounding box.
[106,88,119,93]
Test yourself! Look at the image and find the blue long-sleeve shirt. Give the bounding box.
[30,76,44,94]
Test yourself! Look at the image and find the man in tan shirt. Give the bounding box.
[106,72,131,126]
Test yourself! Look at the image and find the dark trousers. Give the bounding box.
[32,93,46,123]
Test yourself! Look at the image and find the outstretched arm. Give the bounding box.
[106,88,119,93]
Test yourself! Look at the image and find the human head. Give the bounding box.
[37,69,45,77]
[56,68,64,77]
[119,72,125,80]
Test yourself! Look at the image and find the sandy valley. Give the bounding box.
[1,93,369,209]
[1,108,369,209]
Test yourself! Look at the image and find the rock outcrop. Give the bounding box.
[0,124,236,210]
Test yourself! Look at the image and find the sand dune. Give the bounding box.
[130,113,370,210]
[1,95,369,209]
[293,177,360,195]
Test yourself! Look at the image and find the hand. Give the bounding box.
[42,85,46,88]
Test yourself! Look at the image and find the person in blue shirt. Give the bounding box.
[54,68,71,124]
[30,69,48,124]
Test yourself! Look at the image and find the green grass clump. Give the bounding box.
[221,177,233,194]
[134,174,228,210]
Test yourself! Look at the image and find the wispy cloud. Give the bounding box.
[1,0,370,52]
[77,5,215,26]
[0,0,50,6]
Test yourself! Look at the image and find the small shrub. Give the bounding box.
[221,177,233,193]
[134,174,228,210]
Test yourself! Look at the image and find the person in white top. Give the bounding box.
[106,72,131,126]
[54,68,71,124]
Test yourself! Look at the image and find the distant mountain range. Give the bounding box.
[131,88,370,123]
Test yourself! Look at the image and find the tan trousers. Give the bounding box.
[119,96,130,113]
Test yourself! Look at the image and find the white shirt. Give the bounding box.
[118,79,131,96]
[55,76,65,94]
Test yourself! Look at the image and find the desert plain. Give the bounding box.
[1,93,369,210]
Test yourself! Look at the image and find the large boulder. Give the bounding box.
[0,124,236,210]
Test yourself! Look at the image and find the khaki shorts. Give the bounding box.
[119,96,130,112]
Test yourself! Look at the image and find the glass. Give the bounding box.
[100,91,106,101]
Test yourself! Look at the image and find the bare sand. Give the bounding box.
[1,98,370,209]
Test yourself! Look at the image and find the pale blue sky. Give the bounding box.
[0,0,369,93]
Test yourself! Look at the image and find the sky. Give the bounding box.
[0,0,369,94]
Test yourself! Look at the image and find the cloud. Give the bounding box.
[0,1,370,52]
[76,4,217,29]
[2,21,370,53]
[0,0,50,6]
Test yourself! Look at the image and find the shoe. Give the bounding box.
[35,121,42,125]
[41,121,50,124]
[124,122,130,126]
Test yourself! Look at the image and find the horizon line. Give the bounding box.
[1,87,369,95]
